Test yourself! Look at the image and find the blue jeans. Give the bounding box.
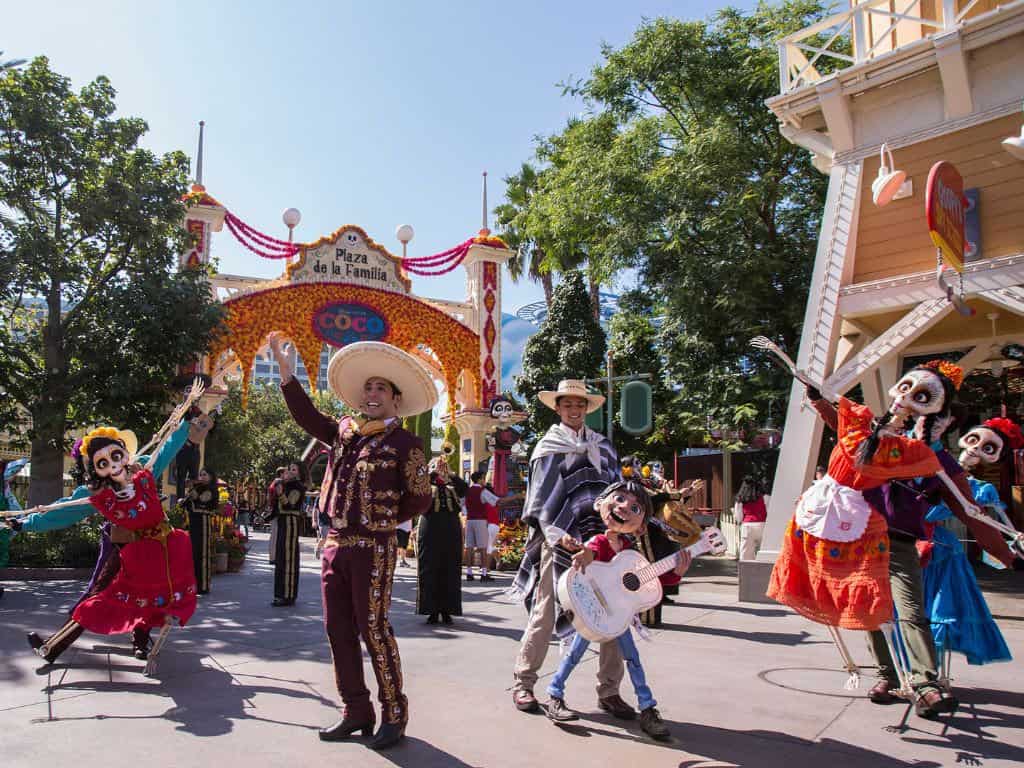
[547,630,655,711]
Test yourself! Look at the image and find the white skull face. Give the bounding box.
[888,369,946,418]
[92,442,130,485]
[490,398,513,422]
[345,233,359,247]
[958,426,1004,470]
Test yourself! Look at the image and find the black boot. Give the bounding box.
[318,716,375,742]
[368,721,406,750]
[132,628,153,660]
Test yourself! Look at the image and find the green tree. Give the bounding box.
[515,270,606,440]
[0,58,224,503]
[508,2,831,445]
[204,380,348,490]
[493,163,556,309]
[606,289,671,458]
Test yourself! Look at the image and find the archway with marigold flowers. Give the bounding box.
[184,188,513,476]
[208,281,481,414]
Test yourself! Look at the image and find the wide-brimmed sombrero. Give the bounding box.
[537,379,605,414]
[327,342,438,418]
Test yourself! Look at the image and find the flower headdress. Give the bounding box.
[922,359,965,390]
[983,417,1024,451]
[79,427,138,459]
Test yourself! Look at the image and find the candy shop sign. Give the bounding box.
[312,301,390,348]
[926,161,966,273]
[291,228,408,293]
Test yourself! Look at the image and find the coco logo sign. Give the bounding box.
[311,301,389,348]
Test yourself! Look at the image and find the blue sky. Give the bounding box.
[7,0,756,314]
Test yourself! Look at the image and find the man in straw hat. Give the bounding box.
[509,379,633,719]
[268,332,433,750]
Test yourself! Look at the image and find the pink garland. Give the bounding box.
[401,239,472,275]
[222,209,471,275]
[224,211,300,260]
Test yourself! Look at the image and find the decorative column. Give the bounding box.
[176,184,228,449]
[454,232,511,476]
[180,184,226,270]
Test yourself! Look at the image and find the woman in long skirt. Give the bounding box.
[416,458,466,624]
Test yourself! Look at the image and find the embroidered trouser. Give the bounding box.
[867,536,940,692]
[189,511,212,594]
[274,513,301,601]
[322,534,406,725]
[513,543,624,697]
[548,630,656,711]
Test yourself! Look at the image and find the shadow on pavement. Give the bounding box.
[658,622,825,647]
[551,715,945,767]
[372,736,485,768]
[31,651,335,737]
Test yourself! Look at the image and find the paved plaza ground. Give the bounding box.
[2,531,1023,768]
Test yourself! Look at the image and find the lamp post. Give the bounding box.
[396,224,415,259]
[282,207,301,266]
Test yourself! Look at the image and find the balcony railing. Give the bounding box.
[778,0,1002,94]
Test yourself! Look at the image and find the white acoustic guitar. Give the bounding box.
[558,526,727,643]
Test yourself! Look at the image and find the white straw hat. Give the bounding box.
[537,379,605,414]
[326,342,438,417]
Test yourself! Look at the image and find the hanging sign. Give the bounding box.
[925,161,966,273]
[290,225,410,293]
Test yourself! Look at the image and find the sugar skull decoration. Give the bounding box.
[490,396,514,422]
[959,417,1024,470]
[487,395,521,496]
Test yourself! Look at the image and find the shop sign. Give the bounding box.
[926,161,966,273]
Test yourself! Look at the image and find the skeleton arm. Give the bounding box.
[936,470,1021,565]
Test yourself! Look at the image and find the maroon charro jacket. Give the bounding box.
[281,379,431,537]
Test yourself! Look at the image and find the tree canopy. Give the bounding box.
[515,270,606,439]
[0,57,224,502]
[499,1,831,448]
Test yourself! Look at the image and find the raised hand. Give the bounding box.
[267,331,295,383]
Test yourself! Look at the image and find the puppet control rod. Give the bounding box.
[0,379,207,520]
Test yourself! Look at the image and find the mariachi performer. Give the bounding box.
[619,456,701,628]
[8,384,201,669]
[269,332,433,750]
[416,456,466,625]
[272,461,307,607]
[185,467,219,595]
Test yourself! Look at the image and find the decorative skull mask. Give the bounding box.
[958,417,1023,471]
[887,369,947,419]
[489,396,514,422]
[958,426,1004,470]
[77,427,138,491]
[884,361,962,445]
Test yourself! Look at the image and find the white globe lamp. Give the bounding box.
[396,224,415,258]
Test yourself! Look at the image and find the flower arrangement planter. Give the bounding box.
[214,552,229,573]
